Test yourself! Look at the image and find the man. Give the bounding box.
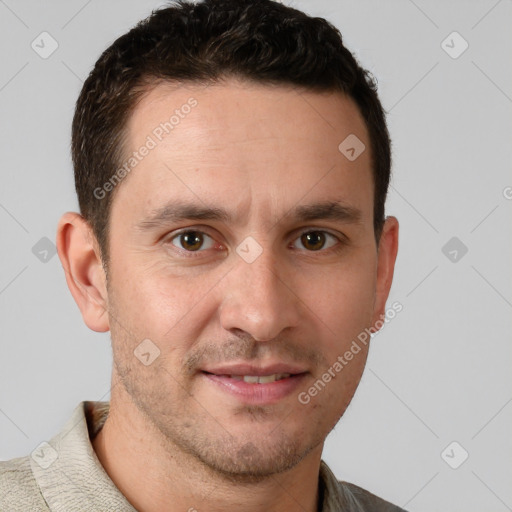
[0,0,403,510]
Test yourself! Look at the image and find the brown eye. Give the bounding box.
[301,232,325,251]
[171,231,214,252]
[294,231,338,252]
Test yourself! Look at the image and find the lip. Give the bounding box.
[199,363,308,405]
[201,363,308,376]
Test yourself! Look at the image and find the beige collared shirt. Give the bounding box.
[0,401,407,511]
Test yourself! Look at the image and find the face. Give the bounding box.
[103,80,396,478]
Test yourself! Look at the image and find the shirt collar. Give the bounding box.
[31,401,136,511]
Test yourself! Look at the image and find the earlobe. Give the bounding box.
[371,216,399,332]
[56,212,110,333]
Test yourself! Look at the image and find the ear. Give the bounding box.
[370,216,399,332]
[56,212,110,332]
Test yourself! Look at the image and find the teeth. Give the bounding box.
[257,375,277,384]
[228,373,291,384]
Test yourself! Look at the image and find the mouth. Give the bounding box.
[199,364,308,404]
[218,373,292,384]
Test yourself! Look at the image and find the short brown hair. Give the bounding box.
[72,0,391,265]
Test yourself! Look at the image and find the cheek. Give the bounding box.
[109,256,223,349]
[304,269,375,417]
[301,256,377,340]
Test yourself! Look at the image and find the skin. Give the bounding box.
[57,79,398,512]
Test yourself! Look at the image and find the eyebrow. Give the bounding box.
[136,200,363,230]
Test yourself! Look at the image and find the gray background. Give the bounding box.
[1,1,511,510]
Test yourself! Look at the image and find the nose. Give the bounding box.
[218,247,302,342]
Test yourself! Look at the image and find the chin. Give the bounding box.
[181,429,321,483]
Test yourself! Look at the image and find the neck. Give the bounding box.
[92,378,323,512]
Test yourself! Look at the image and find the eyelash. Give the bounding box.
[166,227,346,258]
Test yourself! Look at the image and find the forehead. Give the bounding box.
[127,79,368,154]
[113,79,373,228]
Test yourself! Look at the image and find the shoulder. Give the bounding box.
[339,480,408,512]
[0,455,48,511]
[320,460,407,512]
